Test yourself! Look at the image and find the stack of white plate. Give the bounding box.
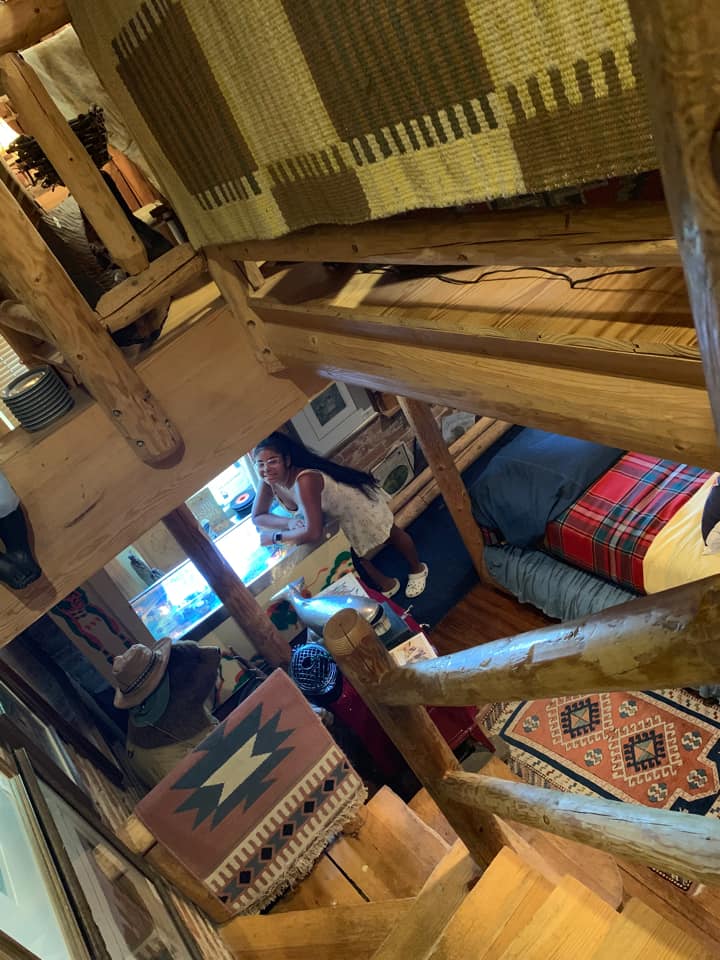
[2,366,74,431]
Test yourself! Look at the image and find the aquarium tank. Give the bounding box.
[130,516,288,641]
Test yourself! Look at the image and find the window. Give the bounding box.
[0,336,27,429]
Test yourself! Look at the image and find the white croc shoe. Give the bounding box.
[405,563,428,598]
[381,578,401,599]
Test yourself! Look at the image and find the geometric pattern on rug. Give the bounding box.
[483,688,720,891]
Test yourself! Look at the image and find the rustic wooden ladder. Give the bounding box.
[2,0,720,888]
[323,582,720,884]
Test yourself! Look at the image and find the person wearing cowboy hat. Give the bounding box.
[112,639,220,787]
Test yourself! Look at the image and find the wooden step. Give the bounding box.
[493,874,616,960]
[409,766,622,911]
[619,859,720,953]
[220,899,413,960]
[371,839,481,960]
[591,898,714,959]
[271,852,365,913]
[327,785,450,900]
[481,757,623,908]
[429,846,553,960]
[408,787,457,845]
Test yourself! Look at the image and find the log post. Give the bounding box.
[398,397,490,581]
[162,503,290,668]
[0,175,182,465]
[394,421,512,530]
[206,250,284,372]
[0,52,148,276]
[0,1,69,55]
[628,2,720,440]
[323,608,504,868]
[440,771,720,885]
[375,574,720,707]
[390,416,497,513]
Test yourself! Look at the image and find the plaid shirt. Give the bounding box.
[545,453,710,592]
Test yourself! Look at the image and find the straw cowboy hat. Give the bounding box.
[112,638,172,709]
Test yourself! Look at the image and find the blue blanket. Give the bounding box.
[485,545,635,621]
[468,429,624,547]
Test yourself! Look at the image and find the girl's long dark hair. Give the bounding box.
[254,432,379,497]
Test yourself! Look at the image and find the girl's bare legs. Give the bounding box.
[387,524,424,574]
[354,525,425,594]
[354,554,397,594]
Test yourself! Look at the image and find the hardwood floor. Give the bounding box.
[430,582,551,655]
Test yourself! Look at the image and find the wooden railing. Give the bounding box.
[323,604,720,884]
[5,0,720,892]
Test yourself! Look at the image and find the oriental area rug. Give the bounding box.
[483,689,720,891]
[136,669,366,915]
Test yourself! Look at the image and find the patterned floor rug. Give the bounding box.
[483,689,720,890]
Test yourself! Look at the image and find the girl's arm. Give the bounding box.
[258,473,324,547]
[251,482,290,531]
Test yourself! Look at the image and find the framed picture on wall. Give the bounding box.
[16,751,201,960]
[291,382,374,455]
[0,681,88,812]
[372,442,415,495]
[0,661,124,787]
[0,770,89,959]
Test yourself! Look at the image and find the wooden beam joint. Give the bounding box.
[0,52,148,276]
[0,175,182,465]
[207,249,285,374]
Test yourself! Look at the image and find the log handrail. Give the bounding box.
[372,574,720,707]
[323,608,505,868]
[439,772,720,885]
[324,604,720,885]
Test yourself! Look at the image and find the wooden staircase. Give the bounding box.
[219,786,714,959]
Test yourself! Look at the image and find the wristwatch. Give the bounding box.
[273,532,283,544]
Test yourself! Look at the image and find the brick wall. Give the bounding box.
[333,404,448,476]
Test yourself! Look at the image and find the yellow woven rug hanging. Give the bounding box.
[68,0,656,246]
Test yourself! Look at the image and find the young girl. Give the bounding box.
[252,432,428,598]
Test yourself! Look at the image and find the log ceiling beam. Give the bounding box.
[95,243,207,332]
[220,201,678,268]
[0,305,313,641]
[374,574,720,707]
[257,303,718,469]
[253,262,702,385]
[0,0,69,56]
